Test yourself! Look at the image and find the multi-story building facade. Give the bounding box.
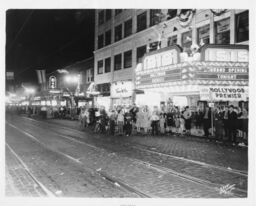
[94,9,248,109]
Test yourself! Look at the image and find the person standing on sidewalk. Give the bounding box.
[124,109,133,136]
[151,106,160,136]
[109,110,116,135]
[203,105,211,137]
[183,106,192,135]
[222,106,229,140]
[214,107,224,140]
[228,105,238,145]
[117,109,124,136]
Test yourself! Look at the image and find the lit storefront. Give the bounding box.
[135,44,249,110]
[111,81,134,108]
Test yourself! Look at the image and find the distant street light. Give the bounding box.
[24,87,35,94]
[65,75,80,84]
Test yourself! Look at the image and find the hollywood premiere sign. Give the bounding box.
[111,81,134,98]
[200,86,248,101]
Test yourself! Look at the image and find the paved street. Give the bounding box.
[5,114,248,198]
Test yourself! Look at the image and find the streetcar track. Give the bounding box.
[7,120,246,197]
[6,143,55,197]
[21,117,248,176]
[6,122,151,198]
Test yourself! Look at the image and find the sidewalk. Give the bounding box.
[45,118,248,171]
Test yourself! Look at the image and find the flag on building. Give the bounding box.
[36,70,46,84]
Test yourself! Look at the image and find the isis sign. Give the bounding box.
[200,44,249,62]
[200,86,248,101]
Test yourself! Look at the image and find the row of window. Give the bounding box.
[98,10,248,50]
[167,11,248,49]
[98,17,133,49]
[97,46,148,74]
[98,10,178,49]
[98,9,123,25]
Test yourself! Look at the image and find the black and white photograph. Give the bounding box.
[1,0,256,205]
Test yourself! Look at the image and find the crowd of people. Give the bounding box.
[7,101,248,146]
[78,103,248,145]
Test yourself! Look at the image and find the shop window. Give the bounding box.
[182,30,192,50]
[105,57,111,73]
[236,11,249,43]
[105,9,112,21]
[98,34,104,49]
[98,10,104,25]
[197,24,210,46]
[167,9,177,20]
[150,9,161,26]
[123,50,132,68]
[115,24,122,42]
[124,18,132,38]
[115,9,122,16]
[149,41,161,52]
[105,30,111,46]
[114,54,122,71]
[136,45,147,63]
[215,18,230,44]
[137,11,147,32]
[167,35,177,46]
[97,60,103,74]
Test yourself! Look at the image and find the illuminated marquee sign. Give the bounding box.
[194,61,249,81]
[142,45,181,71]
[200,44,249,62]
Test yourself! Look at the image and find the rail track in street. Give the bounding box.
[7,117,248,197]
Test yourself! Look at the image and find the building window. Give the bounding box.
[124,18,132,38]
[115,9,122,16]
[114,54,122,71]
[97,60,103,74]
[98,10,104,25]
[105,57,111,73]
[136,45,147,63]
[123,50,132,68]
[98,34,104,49]
[149,41,161,52]
[215,18,230,44]
[105,30,111,46]
[168,35,177,46]
[115,24,122,42]
[105,9,112,21]
[236,11,249,43]
[182,30,192,50]
[167,9,177,20]
[137,11,147,32]
[150,9,161,26]
[197,24,210,45]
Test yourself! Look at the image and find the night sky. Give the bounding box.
[6,9,95,85]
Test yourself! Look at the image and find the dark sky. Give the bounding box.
[6,9,95,85]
